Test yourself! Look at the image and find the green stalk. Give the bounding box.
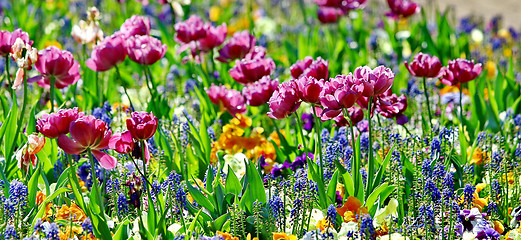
[143,66,158,114]
[459,85,463,121]
[422,77,433,130]
[10,70,28,165]
[87,149,107,221]
[344,108,358,189]
[140,140,156,211]
[114,65,135,111]
[365,96,373,198]
[312,105,324,178]
[5,56,14,97]
[50,76,55,112]
[294,112,307,150]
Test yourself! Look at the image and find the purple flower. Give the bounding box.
[0,29,32,57]
[217,31,256,63]
[229,57,275,85]
[29,46,80,89]
[301,113,315,132]
[120,15,151,38]
[440,59,482,86]
[386,0,420,19]
[126,35,167,65]
[242,76,279,106]
[198,23,227,52]
[86,33,127,72]
[267,81,301,119]
[174,15,207,44]
[290,56,329,80]
[404,52,443,78]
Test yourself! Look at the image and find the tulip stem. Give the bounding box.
[87,149,107,221]
[115,65,135,112]
[294,112,307,151]
[10,70,28,167]
[312,106,324,178]
[50,76,55,112]
[344,108,359,197]
[459,85,463,121]
[5,56,14,97]
[144,66,158,114]
[140,140,156,213]
[422,77,433,130]
[365,96,373,198]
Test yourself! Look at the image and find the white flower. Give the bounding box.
[338,222,360,240]
[373,198,399,227]
[167,223,182,234]
[307,209,324,231]
[222,152,247,177]
[378,233,409,240]
[462,231,477,240]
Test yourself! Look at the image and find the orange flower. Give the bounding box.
[59,225,83,240]
[42,203,54,221]
[336,196,368,223]
[230,114,252,128]
[468,147,489,165]
[316,218,334,231]
[216,231,239,240]
[272,232,297,240]
[16,133,45,173]
[56,203,86,222]
[36,191,46,205]
[493,220,504,234]
[269,130,285,147]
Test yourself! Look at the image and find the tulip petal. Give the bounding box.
[57,135,85,155]
[91,149,118,169]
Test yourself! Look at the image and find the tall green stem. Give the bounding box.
[366,96,374,197]
[140,140,156,212]
[459,86,463,121]
[115,65,135,111]
[10,71,28,162]
[87,150,107,221]
[344,108,358,184]
[294,112,307,150]
[312,106,324,178]
[422,77,433,130]
[50,76,55,112]
[5,56,14,97]
[144,65,158,114]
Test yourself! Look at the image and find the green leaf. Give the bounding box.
[27,166,41,210]
[224,166,241,196]
[326,170,339,205]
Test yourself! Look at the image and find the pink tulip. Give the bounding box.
[376,89,408,125]
[386,0,420,19]
[242,76,279,106]
[341,0,367,11]
[198,23,227,52]
[109,131,134,154]
[29,46,80,89]
[296,76,325,104]
[217,31,256,63]
[126,112,158,140]
[36,108,85,139]
[290,57,329,80]
[440,58,482,86]
[319,74,363,120]
[244,46,267,60]
[229,57,275,85]
[0,29,32,57]
[120,15,151,38]
[206,84,247,116]
[314,0,343,7]
[126,35,167,65]
[404,53,442,78]
[86,33,127,72]
[267,81,301,119]
[353,65,394,97]
[175,15,208,44]
[57,116,117,169]
[317,7,343,24]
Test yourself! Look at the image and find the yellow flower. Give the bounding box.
[230,114,252,128]
[316,218,334,231]
[246,233,259,240]
[209,6,222,22]
[59,225,83,240]
[272,232,298,240]
[493,220,504,234]
[336,196,369,223]
[485,61,497,79]
[42,203,54,222]
[56,203,86,222]
[44,40,62,49]
[468,147,489,165]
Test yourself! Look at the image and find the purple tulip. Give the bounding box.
[440,58,482,86]
[120,15,151,38]
[229,57,275,85]
[296,76,325,104]
[86,33,127,72]
[317,6,343,24]
[29,46,80,89]
[319,74,363,120]
[0,29,32,57]
[242,76,279,106]
[126,35,167,65]
[290,56,329,80]
[198,23,227,52]
[404,52,443,78]
[353,65,394,97]
[217,31,256,63]
[267,81,302,119]
[126,111,158,141]
[36,108,85,139]
[206,84,247,116]
[376,89,408,125]
[174,15,208,44]
[386,0,420,19]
